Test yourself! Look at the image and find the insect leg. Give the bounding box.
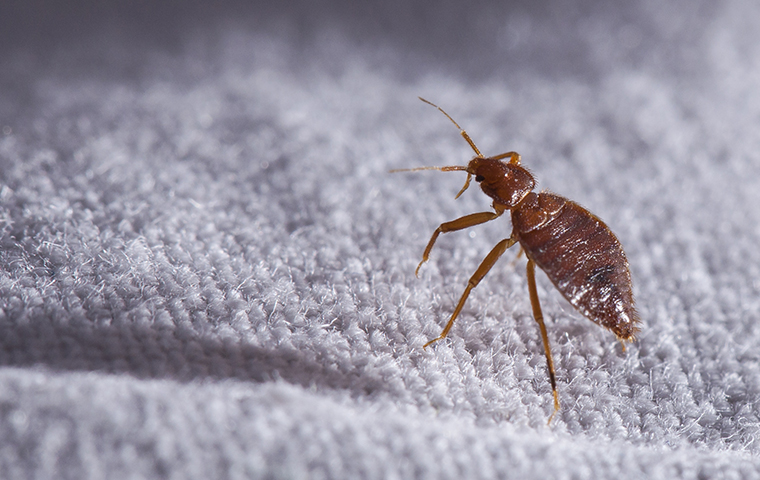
[423,235,517,349]
[416,209,505,277]
[526,259,561,423]
[491,151,521,165]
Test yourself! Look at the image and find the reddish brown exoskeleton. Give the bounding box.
[394,98,639,422]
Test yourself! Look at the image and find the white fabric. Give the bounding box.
[1,1,760,477]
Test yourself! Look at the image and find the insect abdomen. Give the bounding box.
[513,193,639,340]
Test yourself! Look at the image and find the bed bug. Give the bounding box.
[393,98,639,422]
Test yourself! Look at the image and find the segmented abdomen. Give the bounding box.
[513,193,639,340]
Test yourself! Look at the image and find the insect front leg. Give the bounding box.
[423,234,517,349]
[416,205,506,276]
[491,151,521,165]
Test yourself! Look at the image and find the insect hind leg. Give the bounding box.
[526,259,561,424]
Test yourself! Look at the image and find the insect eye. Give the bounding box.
[475,175,485,182]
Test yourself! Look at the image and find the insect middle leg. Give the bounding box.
[526,259,561,423]
[416,206,506,276]
[423,235,517,349]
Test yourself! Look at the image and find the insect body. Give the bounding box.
[395,98,639,422]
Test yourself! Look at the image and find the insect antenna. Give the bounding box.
[418,97,482,158]
[388,166,467,173]
[390,98,484,199]
[389,165,472,199]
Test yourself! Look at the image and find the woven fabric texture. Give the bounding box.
[1,1,760,478]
